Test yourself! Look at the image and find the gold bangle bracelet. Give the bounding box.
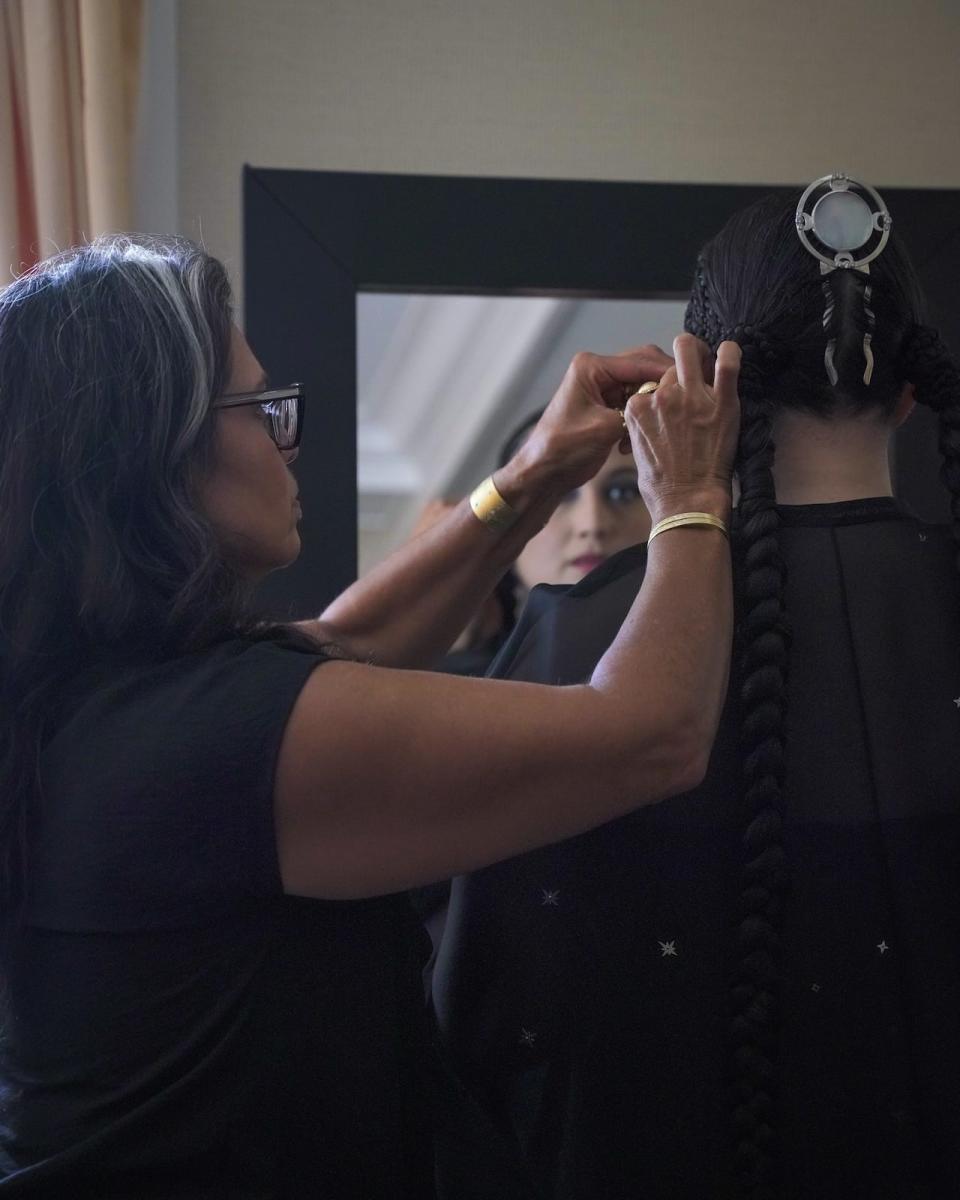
[469,474,519,533]
[647,511,729,543]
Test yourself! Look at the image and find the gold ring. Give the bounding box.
[635,380,660,396]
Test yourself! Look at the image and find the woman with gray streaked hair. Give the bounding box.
[0,235,738,1197]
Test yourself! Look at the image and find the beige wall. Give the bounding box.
[178,0,960,303]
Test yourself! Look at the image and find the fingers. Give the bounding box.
[592,345,675,392]
[567,335,738,419]
[617,338,712,388]
[712,340,742,407]
[672,333,706,392]
[611,344,675,374]
[578,335,739,411]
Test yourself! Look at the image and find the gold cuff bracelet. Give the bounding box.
[469,474,519,533]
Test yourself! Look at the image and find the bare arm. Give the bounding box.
[312,345,676,667]
[276,337,740,899]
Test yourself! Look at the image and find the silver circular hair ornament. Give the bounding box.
[795,174,892,388]
[795,174,892,271]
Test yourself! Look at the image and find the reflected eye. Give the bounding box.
[603,478,641,507]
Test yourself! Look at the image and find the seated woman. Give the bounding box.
[433,180,960,1200]
[412,412,650,679]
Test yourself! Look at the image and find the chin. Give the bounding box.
[276,531,302,569]
[557,567,589,586]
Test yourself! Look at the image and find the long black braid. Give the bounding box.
[682,191,956,1198]
[897,325,960,569]
[689,273,794,1195]
[726,338,791,1200]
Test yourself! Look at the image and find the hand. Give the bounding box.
[496,344,675,503]
[624,334,740,525]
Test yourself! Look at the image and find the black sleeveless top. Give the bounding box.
[0,638,488,1199]
[434,499,960,1200]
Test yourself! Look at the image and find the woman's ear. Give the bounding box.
[892,382,916,429]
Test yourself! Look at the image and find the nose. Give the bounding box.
[569,488,609,541]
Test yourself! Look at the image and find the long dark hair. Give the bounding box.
[684,192,960,1198]
[0,236,270,912]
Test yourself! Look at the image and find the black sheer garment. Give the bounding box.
[434,498,960,1200]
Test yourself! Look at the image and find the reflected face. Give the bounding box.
[197,326,302,580]
[514,445,650,589]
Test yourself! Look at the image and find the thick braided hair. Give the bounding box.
[684,192,959,1197]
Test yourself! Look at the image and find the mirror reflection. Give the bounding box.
[356,294,687,576]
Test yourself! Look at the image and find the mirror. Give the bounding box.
[244,168,960,616]
[356,293,687,573]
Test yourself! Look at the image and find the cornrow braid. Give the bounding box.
[898,325,960,573]
[686,259,723,349]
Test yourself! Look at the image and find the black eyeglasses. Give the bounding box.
[212,384,304,452]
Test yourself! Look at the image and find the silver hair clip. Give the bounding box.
[795,173,892,386]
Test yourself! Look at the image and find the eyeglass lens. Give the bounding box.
[262,397,298,450]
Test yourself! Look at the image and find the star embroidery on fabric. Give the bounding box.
[878,940,890,954]
[811,983,822,993]
[954,697,960,709]
[659,940,678,958]
[918,532,928,542]
[540,889,560,907]
[519,1028,537,1047]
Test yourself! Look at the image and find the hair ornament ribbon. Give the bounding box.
[795,174,892,386]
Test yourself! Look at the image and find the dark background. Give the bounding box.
[244,167,960,616]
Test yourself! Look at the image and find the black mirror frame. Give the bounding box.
[244,166,960,615]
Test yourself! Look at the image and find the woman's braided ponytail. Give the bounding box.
[725,332,792,1200]
[688,263,794,1197]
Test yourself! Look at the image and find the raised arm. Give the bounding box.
[313,345,676,668]
[276,336,740,899]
